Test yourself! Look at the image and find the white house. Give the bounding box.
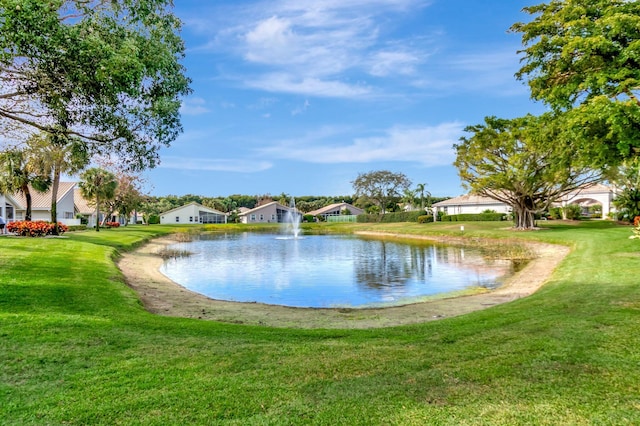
[307,202,365,219]
[1,182,80,225]
[160,202,227,225]
[557,183,615,218]
[432,194,512,217]
[238,201,300,224]
[433,184,616,219]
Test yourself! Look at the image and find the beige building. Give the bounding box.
[160,202,227,224]
[433,184,616,219]
[307,202,364,219]
[1,182,80,225]
[238,201,299,224]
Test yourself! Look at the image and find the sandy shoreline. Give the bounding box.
[117,233,570,329]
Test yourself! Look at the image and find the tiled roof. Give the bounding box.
[239,201,291,216]
[432,194,504,207]
[12,182,76,210]
[74,188,95,215]
[307,202,362,216]
[160,202,225,216]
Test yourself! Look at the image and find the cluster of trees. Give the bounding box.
[140,193,359,223]
[455,0,640,229]
[0,0,190,232]
[351,170,446,214]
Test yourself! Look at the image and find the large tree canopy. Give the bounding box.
[352,170,411,214]
[454,114,603,229]
[0,0,191,170]
[512,0,640,159]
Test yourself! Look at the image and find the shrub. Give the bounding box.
[563,204,582,220]
[630,216,640,240]
[357,211,425,223]
[7,221,68,237]
[417,215,434,223]
[439,213,505,222]
[147,214,160,224]
[303,214,315,222]
[548,207,563,220]
[67,225,87,232]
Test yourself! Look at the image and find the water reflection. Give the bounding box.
[160,233,518,308]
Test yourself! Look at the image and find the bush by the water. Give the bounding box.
[357,210,426,223]
[7,221,68,237]
[417,215,434,223]
[439,213,505,222]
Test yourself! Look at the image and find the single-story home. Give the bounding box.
[432,183,616,219]
[160,202,227,224]
[307,202,364,219]
[557,183,615,218]
[238,201,300,224]
[1,182,80,225]
[432,194,512,217]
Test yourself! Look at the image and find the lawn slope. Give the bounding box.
[1,222,639,425]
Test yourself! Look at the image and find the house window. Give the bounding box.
[175,216,180,222]
[259,214,264,221]
[189,216,193,222]
[250,214,256,221]
[271,214,276,221]
[64,212,74,219]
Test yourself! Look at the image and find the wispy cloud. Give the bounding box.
[179,97,211,115]
[186,0,434,98]
[411,48,527,96]
[245,74,372,97]
[159,156,273,173]
[260,122,463,166]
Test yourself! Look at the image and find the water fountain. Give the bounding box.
[282,196,302,239]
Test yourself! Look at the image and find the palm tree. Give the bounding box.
[27,134,88,230]
[0,148,51,221]
[79,168,118,232]
[401,188,417,211]
[415,183,431,211]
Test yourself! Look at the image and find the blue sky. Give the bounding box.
[146,0,547,198]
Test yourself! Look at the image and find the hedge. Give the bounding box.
[439,213,505,222]
[357,210,426,223]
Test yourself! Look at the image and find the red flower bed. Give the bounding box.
[634,216,640,227]
[7,221,68,237]
[106,221,120,228]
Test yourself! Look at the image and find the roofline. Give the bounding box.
[160,201,225,216]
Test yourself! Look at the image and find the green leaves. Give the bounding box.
[0,0,191,171]
[513,0,640,108]
[454,114,603,228]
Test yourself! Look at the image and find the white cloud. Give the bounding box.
[188,0,434,97]
[245,74,371,98]
[179,98,211,115]
[434,48,528,96]
[260,122,463,166]
[368,49,422,77]
[159,156,272,173]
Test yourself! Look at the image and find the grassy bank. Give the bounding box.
[1,221,639,425]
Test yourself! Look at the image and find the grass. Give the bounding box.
[1,221,640,424]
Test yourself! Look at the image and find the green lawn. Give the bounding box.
[1,221,639,425]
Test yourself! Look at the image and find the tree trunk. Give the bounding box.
[23,185,32,221]
[50,166,60,235]
[513,204,536,229]
[95,192,100,232]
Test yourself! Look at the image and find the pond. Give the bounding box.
[159,232,520,308]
